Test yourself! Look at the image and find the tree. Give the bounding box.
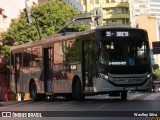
[153,70,160,81]
[1,0,87,62]
[64,24,88,32]
[153,64,159,71]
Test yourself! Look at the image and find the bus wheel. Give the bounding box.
[75,80,85,101]
[121,91,127,101]
[30,82,38,101]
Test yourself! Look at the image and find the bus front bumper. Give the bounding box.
[90,77,152,93]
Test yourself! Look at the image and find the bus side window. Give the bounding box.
[53,42,64,80]
[32,46,42,67]
[23,48,32,67]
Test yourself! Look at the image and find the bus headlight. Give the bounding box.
[147,74,151,78]
[100,73,109,80]
[158,88,160,92]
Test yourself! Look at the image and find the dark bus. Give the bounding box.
[10,27,152,101]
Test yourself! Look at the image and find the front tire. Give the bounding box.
[75,80,85,101]
[30,82,37,101]
[121,91,127,101]
[30,82,46,101]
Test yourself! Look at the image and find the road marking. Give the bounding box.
[128,94,142,100]
[144,93,160,100]
[96,104,106,110]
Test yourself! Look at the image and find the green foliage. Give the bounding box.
[72,24,88,32]
[153,69,160,81]
[153,64,159,71]
[66,41,80,62]
[1,0,87,62]
[31,0,79,36]
[64,24,88,32]
[1,45,11,62]
[152,73,157,80]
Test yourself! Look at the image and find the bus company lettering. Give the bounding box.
[112,78,142,84]
[113,79,125,83]
[108,62,126,65]
[128,78,142,83]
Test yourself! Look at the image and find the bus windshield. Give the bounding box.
[102,38,149,65]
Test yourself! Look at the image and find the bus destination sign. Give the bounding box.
[106,31,129,37]
[99,29,145,39]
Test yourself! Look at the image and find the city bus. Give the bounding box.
[10,27,152,101]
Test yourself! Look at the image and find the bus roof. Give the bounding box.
[11,29,94,51]
[10,27,146,52]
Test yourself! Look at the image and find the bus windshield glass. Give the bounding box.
[101,29,150,65]
[101,37,149,65]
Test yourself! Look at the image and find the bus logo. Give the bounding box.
[2,112,11,117]
[128,58,135,66]
[128,78,142,83]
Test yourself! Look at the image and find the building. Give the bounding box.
[62,0,83,11]
[133,0,149,16]
[149,0,160,23]
[132,0,160,23]
[0,0,38,32]
[136,14,160,65]
[63,0,131,28]
[133,0,160,29]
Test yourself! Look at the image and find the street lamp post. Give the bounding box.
[55,19,77,34]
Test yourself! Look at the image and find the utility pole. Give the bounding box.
[24,0,32,23]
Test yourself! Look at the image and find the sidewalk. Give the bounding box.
[0,101,20,106]
[0,100,30,107]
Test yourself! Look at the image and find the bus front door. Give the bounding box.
[43,48,52,93]
[82,40,94,92]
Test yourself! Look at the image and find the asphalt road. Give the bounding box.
[0,92,160,120]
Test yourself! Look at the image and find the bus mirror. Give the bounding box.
[94,44,100,55]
